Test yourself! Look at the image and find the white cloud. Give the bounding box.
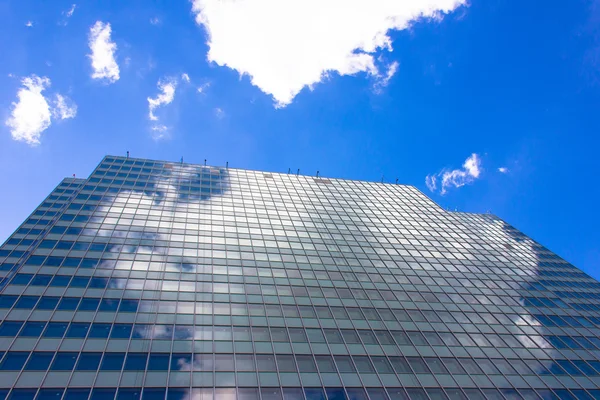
[5,75,77,146]
[426,153,482,195]
[150,17,161,25]
[65,4,76,18]
[373,61,399,93]
[197,81,211,93]
[498,167,509,173]
[191,0,466,107]
[25,21,33,27]
[425,174,437,192]
[5,76,51,146]
[151,125,170,141]
[463,153,481,178]
[181,73,191,83]
[88,21,120,83]
[65,4,77,19]
[147,77,180,136]
[148,78,177,121]
[214,107,225,119]
[59,4,76,26]
[52,94,77,120]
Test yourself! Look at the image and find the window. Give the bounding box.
[50,275,71,287]
[296,356,317,373]
[324,329,343,344]
[79,298,100,311]
[15,296,39,309]
[0,321,22,336]
[0,295,18,309]
[43,323,68,338]
[372,357,394,374]
[66,323,90,338]
[124,353,148,371]
[36,297,59,310]
[37,390,64,400]
[256,355,276,372]
[110,324,132,339]
[57,297,80,310]
[171,353,193,371]
[333,356,355,373]
[358,330,377,345]
[89,323,111,338]
[51,353,78,370]
[99,299,120,311]
[10,274,33,285]
[25,352,53,371]
[21,322,45,337]
[354,356,375,373]
[91,389,116,400]
[117,389,141,400]
[0,352,29,370]
[147,353,169,371]
[76,353,102,371]
[315,356,336,373]
[390,357,411,374]
[141,389,165,400]
[270,328,289,342]
[100,353,125,371]
[236,355,255,371]
[424,358,448,374]
[7,389,37,400]
[64,389,91,400]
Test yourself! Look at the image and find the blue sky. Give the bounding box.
[1,0,600,279]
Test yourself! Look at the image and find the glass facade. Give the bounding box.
[1,155,600,400]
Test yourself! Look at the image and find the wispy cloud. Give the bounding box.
[426,153,482,195]
[25,21,33,27]
[214,107,225,119]
[191,0,466,107]
[197,81,211,94]
[5,75,77,146]
[51,94,77,120]
[150,125,169,141]
[373,61,399,93]
[148,78,177,121]
[59,4,76,25]
[181,73,191,83]
[65,4,76,18]
[425,175,437,192]
[498,167,509,174]
[150,17,161,26]
[88,21,120,83]
[147,77,181,137]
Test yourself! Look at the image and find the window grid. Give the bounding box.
[0,156,599,400]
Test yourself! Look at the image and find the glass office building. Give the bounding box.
[1,155,600,400]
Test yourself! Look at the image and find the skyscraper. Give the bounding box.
[1,155,600,400]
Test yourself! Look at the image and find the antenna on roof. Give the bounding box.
[316,171,319,177]
[204,159,207,166]
[395,178,398,184]
[297,168,300,176]
[126,151,129,159]
[180,157,184,164]
[381,175,384,183]
[73,174,76,178]
[288,168,290,174]
[226,162,229,169]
